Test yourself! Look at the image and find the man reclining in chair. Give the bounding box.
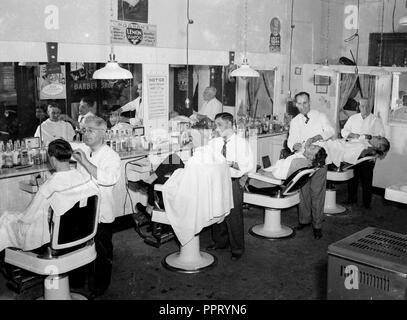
[248,140,328,195]
[314,136,390,169]
[0,139,99,258]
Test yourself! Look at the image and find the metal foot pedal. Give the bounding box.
[4,264,43,294]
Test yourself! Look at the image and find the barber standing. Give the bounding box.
[116,81,143,126]
[71,116,121,298]
[288,92,335,239]
[341,98,385,209]
[207,112,255,261]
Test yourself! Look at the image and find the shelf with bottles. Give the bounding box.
[0,139,48,169]
[235,113,290,138]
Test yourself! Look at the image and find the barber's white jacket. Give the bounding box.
[288,109,335,151]
[121,97,143,126]
[71,143,121,223]
[208,133,255,178]
[199,98,222,121]
[341,113,385,138]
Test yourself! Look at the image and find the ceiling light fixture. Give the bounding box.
[230,0,259,78]
[93,0,133,80]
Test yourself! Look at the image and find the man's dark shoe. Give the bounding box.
[313,228,322,239]
[206,244,228,251]
[231,253,242,261]
[295,223,311,231]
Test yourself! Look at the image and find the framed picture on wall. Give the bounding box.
[316,85,328,94]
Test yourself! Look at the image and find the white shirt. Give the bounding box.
[35,119,75,145]
[78,111,95,129]
[208,133,255,178]
[341,113,385,139]
[288,109,335,151]
[71,143,121,223]
[121,97,143,126]
[199,98,222,121]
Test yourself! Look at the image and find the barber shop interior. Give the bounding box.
[1,0,407,302]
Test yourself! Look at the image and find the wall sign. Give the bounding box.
[111,20,157,47]
[147,75,167,120]
[38,64,66,100]
[269,17,281,53]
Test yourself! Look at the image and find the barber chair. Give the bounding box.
[324,156,375,216]
[244,167,318,239]
[151,184,218,274]
[5,195,100,300]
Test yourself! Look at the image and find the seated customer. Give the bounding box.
[314,136,390,168]
[35,103,76,145]
[248,141,327,194]
[0,139,99,253]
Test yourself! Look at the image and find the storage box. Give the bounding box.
[327,227,407,300]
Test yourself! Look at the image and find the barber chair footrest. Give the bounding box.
[249,224,294,239]
[162,251,217,274]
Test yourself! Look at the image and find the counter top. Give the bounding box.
[0,143,193,180]
[257,131,288,139]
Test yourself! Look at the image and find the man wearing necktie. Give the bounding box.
[287,92,335,239]
[207,112,255,261]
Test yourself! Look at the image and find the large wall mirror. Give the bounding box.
[242,70,275,119]
[168,64,237,118]
[389,72,407,126]
[0,62,142,142]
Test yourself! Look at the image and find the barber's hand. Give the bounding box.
[309,134,323,143]
[348,133,360,139]
[72,149,87,164]
[227,161,240,170]
[293,143,302,152]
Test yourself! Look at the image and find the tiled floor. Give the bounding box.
[1,185,406,300]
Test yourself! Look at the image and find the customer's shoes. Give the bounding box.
[313,228,322,240]
[206,244,228,251]
[295,223,311,231]
[231,253,242,261]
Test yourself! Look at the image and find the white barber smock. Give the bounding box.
[71,143,121,223]
[288,109,335,151]
[35,119,75,145]
[341,113,385,139]
[199,98,222,121]
[208,133,255,178]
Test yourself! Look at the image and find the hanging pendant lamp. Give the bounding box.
[93,0,133,80]
[230,0,259,78]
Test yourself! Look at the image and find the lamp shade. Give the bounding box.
[93,54,133,80]
[399,16,407,26]
[93,61,133,80]
[230,59,259,78]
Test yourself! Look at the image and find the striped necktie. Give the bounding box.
[304,114,310,124]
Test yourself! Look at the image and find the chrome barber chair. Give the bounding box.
[5,195,100,300]
[324,156,375,215]
[152,185,218,274]
[244,167,318,239]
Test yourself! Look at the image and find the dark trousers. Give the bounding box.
[147,154,184,206]
[348,160,375,208]
[298,165,327,229]
[211,179,244,256]
[69,222,113,294]
[89,222,113,294]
